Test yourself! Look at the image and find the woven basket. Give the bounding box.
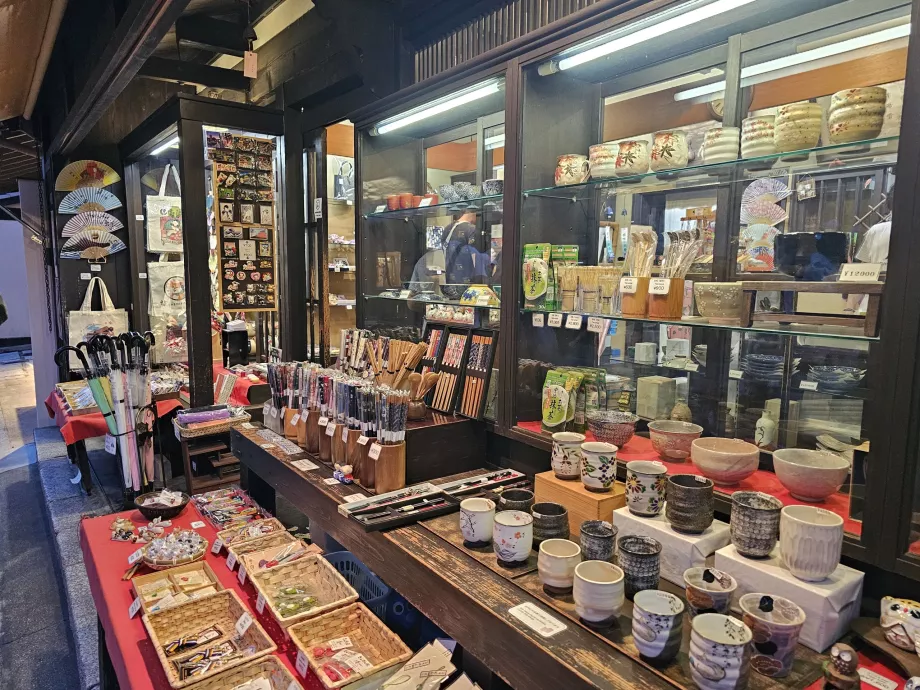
[228,531,298,569]
[172,412,251,440]
[217,517,286,550]
[142,589,276,689]
[250,554,358,628]
[288,603,411,689]
[241,542,322,576]
[133,561,224,613]
[142,537,209,572]
[181,656,302,690]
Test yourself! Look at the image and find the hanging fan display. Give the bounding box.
[55,160,121,191]
[62,211,124,237]
[58,188,123,214]
[741,178,792,206]
[740,199,788,227]
[141,167,181,196]
[60,230,127,262]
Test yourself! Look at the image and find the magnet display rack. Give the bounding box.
[457,328,498,420]
[428,326,473,413]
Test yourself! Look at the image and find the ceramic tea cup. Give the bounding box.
[779,505,844,582]
[683,567,738,618]
[555,154,590,186]
[498,488,534,513]
[740,593,806,678]
[459,497,495,548]
[538,539,581,594]
[632,590,685,663]
[730,491,782,558]
[625,460,667,517]
[580,520,618,562]
[690,613,753,690]
[493,510,534,568]
[531,502,570,545]
[482,178,503,196]
[617,534,661,599]
[666,474,714,534]
[573,560,625,627]
[580,442,618,493]
[551,431,585,480]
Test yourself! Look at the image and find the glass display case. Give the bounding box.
[510,0,909,549]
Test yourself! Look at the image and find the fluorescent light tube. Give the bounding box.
[558,0,759,71]
[374,80,502,135]
[484,134,506,150]
[152,136,180,155]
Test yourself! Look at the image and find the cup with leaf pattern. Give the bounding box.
[580,442,618,493]
[625,460,667,516]
[552,432,585,480]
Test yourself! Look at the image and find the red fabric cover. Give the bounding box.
[212,365,262,408]
[45,391,183,446]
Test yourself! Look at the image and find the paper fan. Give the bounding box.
[59,230,126,262]
[55,160,121,191]
[740,199,787,227]
[61,212,123,237]
[742,178,792,205]
[58,188,122,214]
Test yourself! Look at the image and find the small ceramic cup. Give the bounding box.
[580,442,618,493]
[683,567,738,618]
[617,535,662,599]
[779,505,844,582]
[498,488,535,513]
[398,192,414,209]
[632,590,685,664]
[551,431,585,480]
[555,154,590,186]
[531,502,570,545]
[538,538,581,595]
[580,520,618,562]
[482,178,503,195]
[666,474,715,534]
[690,613,753,690]
[740,593,806,678]
[493,510,534,568]
[730,491,783,558]
[386,194,400,211]
[573,560,625,627]
[625,460,667,516]
[459,497,495,548]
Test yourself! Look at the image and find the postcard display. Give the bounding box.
[207,131,277,312]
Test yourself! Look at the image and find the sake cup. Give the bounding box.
[493,510,533,568]
[538,538,581,594]
[632,590,685,663]
[459,497,495,548]
[573,560,625,627]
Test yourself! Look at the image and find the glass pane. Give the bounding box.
[326,121,357,358]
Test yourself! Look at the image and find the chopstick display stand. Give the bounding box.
[369,441,406,495]
[349,435,372,488]
[620,276,650,317]
[331,422,347,466]
[304,409,320,453]
[283,408,299,441]
[295,411,308,447]
[647,277,686,320]
[318,419,333,463]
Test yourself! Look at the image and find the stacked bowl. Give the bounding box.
[806,365,865,393]
[702,127,741,164]
[774,102,823,154]
[828,87,886,144]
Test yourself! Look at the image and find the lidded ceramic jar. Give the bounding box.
[702,126,741,164]
[774,102,823,153]
[650,130,689,172]
[828,87,887,144]
[551,431,584,480]
[615,140,650,178]
[588,143,618,179]
[741,116,777,159]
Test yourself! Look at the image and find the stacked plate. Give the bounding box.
[741,353,799,381]
[692,344,707,367]
[806,365,866,393]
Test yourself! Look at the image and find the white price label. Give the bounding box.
[105,434,117,455]
[368,443,382,460]
[262,402,271,418]
[839,262,882,282]
[91,264,101,272]
[346,304,353,310]
[858,669,899,690]
[80,272,91,280]
[475,294,492,307]
[418,197,433,207]
[292,459,319,471]
[135,214,144,221]
[547,313,563,328]
[333,265,341,272]
[565,314,583,330]
[333,650,373,673]
[328,636,353,651]
[270,407,279,419]
[587,316,606,334]
[684,362,700,372]
[256,593,266,614]
[128,548,144,565]
[129,596,143,619]
[325,423,336,437]
[374,205,386,213]
[620,276,638,294]
[729,369,743,380]
[342,426,349,442]
[241,422,255,429]
[508,603,567,638]
[235,611,253,637]
[799,380,819,391]
[532,313,544,327]
[259,444,276,450]
[211,539,223,554]
[343,494,365,503]
[295,650,309,677]
[318,416,329,427]
[398,289,412,299]
[357,435,370,446]
[237,564,247,584]
[324,477,340,485]
[138,272,147,279]
[290,412,300,426]
[313,197,323,219]
[190,521,206,529]
[226,552,238,570]
[649,277,671,295]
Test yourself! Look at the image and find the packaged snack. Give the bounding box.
[522,244,551,310]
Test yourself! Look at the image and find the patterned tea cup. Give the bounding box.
[625,460,667,516]
[632,590,685,663]
[551,431,585,480]
[740,593,806,678]
[580,442,618,493]
[684,567,738,618]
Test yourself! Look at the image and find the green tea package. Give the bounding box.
[522,244,551,310]
[541,370,570,433]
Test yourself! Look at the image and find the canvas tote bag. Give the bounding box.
[66,277,129,369]
[146,164,183,253]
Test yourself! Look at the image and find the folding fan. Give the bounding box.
[55,160,121,191]
[58,188,122,214]
[740,199,788,227]
[59,230,127,262]
[62,212,123,237]
[741,177,792,206]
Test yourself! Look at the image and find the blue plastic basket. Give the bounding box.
[324,551,391,618]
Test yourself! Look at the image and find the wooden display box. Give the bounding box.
[403,415,486,485]
[534,471,626,536]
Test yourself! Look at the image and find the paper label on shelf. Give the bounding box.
[368,443,382,460]
[211,539,223,554]
[839,262,881,282]
[105,434,116,455]
[313,197,323,219]
[237,564,247,584]
[374,205,386,213]
[138,272,147,279]
[565,313,582,330]
[799,380,819,390]
[587,316,606,334]
[262,402,271,418]
[256,593,266,614]
[858,669,898,690]
[620,276,638,294]
[729,369,743,380]
[508,603,567,638]
[128,548,144,565]
[270,407,279,419]
[333,265,341,272]
[343,494,364,503]
[684,362,700,372]
[547,313,563,328]
[293,459,319,472]
[235,611,254,637]
[418,198,433,207]
[91,264,101,272]
[226,552,237,570]
[328,636,353,650]
[342,426,349,442]
[357,435,369,445]
[325,423,336,437]
[129,596,142,619]
[289,412,300,426]
[398,289,412,299]
[80,272,91,280]
[190,521,206,529]
[241,422,255,429]
[323,477,340,485]
[475,294,492,307]
[259,444,276,449]
[295,650,309,677]
[649,278,671,295]
[532,313,544,327]
[333,650,373,673]
[135,214,144,221]
[694,475,708,484]
[318,417,329,426]
[346,304,353,310]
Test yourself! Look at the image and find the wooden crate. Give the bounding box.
[534,471,626,536]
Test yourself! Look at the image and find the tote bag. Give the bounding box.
[146,164,183,253]
[147,257,188,364]
[66,277,129,369]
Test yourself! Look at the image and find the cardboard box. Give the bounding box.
[535,471,626,537]
[612,506,730,586]
[714,544,864,652]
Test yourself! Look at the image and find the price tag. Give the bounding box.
[105,434,117,455]
[129,596,143,619]
[684,362,700,372]
[325,423,336,437]
[694,475,708,483]
[532,313,544,327]
[259,444,276,449]
[138,272,147,279]
[135,214,144,221]
[620,276,638,294]
[799,380,819,391]
[357,435,370,446]
[243,49,258,78]
[374,205,386,213]
[226,552,237,570]
[80,272,91,280]
[328,636,353,650]
[318,416,329,427]
[262,402,271,418]
[346,304,353,310]
[270,407,279,419]
[839,262,882,282]
[256,593,266,614]
[475,294,492,307]
[547,313,563,328]
[290,412,300,426]
[398,289,412,299]
[587,316,606,334]
[342,426,349,442]
[333,650,373,673]
[418,197,433,207]
[91,264,101,272]
[128,548,144,565]
[295,650,309,677]
[211,539,223,554]
[649,277,671,295]
[241,422,255,429]
[313,197,323,219]
[237,564,247,584]
[368,443,382,460]
[323,477,340,485]
[292,459,319,471]
[729,369,743,380]
[508,603,567,638]
[565,313,583,330]
[343,494,365,503]
[235,611,253,637]
[190,521,206,529]
[858,669,899,690]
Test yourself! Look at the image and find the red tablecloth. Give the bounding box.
[80,507,326,690]
[44,391,183,446]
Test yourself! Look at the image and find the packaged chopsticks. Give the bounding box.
[336,328,427,389]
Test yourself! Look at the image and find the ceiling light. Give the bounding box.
[484,134,505,150]
[151,136,180,155]
[372,79,503,135]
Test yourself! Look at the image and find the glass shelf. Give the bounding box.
[523,137,899,198]
[366,294,500,309]
[365,194,503,219]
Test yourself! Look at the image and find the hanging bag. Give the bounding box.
[66,277,129,369]
[146,164,183,253]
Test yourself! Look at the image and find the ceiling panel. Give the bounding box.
[0,0,55,120]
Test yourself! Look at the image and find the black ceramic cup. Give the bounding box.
[498,488,535,513]
[531,502,570,545]
[617,534,662,599]
[580,520,618,562]
[666,474,715,534]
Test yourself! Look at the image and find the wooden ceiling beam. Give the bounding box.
[175,15,247,56]
[138,56,250,90]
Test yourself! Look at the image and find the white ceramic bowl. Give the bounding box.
[772,449,850,501]
[691,437,759,485]
[648,420,703,461]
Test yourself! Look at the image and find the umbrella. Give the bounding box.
[53,344,118,435]
[116,334,141,492]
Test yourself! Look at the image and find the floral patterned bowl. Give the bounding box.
[648,420,703,461]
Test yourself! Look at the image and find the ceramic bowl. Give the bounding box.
[741,116,777,159]
[632,590,685,663]
[648,420,703,461]
[555,154,590,186]
[828,87,886,143]
[625,460,668,517]
[650,130,689,172]
[531,502,570,545]
[694,282,744,321]
[586,410,638,446]
[683,567,738,618]
[702,127,740,164]
[615,140,650,177]
[772,449,850,502]
[459,497,495,547]
[740,593,806,678]
[580,441,618,493]
[580,520,618,562]
[730,491,782,558]
[589,143,618,179]
[573,560,625,626]
[498,488,535,513]
[779,505,844,582]
[690,613,753,690]
[691,437,760,486]
[438,184,460,203]
[551,431,585,480]
[666,474,714,534]
[774,103,823,153]
[481,178,503,196]
[538,538,581,594]
[617,535,661,599]
[439,283,469,301]
[493,510,534,567]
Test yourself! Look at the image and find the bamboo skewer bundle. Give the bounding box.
[578,266,600,313]
[597,264,625,315]
[625,226,656,277]
[558,266,578,311]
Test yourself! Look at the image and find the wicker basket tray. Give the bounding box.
[240,541,322,576]
[142,534,210,572]
[181,656,302,690]
[227,531,298,570]
[133,561,224,613]
[251,554,358,629]
[217,517,286,551]
[287,603,411,689]
[172,412,251,440]
[142,589,276,689]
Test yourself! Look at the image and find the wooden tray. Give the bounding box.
[217,517,287,551]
